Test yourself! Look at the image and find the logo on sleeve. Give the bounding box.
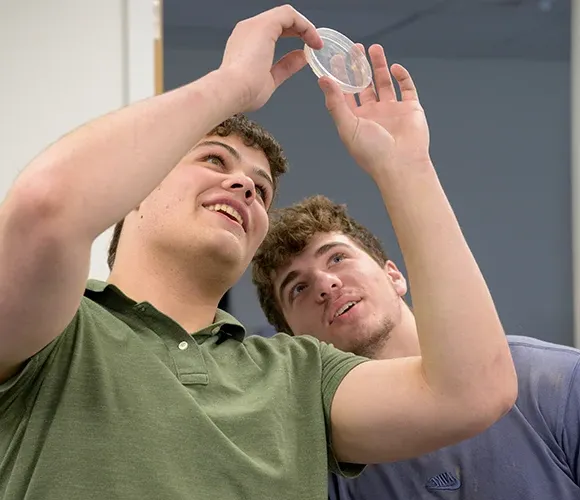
[426,471,461,491]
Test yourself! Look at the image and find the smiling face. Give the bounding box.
[122,133,275,286]
[272,232,408,357]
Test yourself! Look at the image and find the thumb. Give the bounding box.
[318,77,357,138]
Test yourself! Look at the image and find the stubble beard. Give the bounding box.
[350,316,396,359]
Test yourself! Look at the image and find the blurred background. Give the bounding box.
[0,0,574,344]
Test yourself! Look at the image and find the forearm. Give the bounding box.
[11,69,243,240]
[374,161,515,402]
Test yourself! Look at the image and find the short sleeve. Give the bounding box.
[0,313,78,417]
[561,358,580,484]
[319,340,369,477]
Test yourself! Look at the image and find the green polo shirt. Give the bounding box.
[0,280,367,500]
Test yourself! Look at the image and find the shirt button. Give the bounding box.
[178,341,189,351]
[211,327,220,335]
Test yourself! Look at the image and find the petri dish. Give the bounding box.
[304,27,372,94]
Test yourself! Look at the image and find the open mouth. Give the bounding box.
[332,300,360,322]
[204,203,245,230]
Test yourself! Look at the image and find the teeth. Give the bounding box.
[335,301,357,318]
[206,204,244,227]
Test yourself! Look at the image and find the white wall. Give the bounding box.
[0,0,154,280]
[165,47,572,345]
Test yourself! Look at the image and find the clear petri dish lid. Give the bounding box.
[304,27,372,94]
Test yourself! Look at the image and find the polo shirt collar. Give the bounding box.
[84,279,246,341]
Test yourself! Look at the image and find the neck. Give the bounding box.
[109,249,231,334]
[375,303,421,360]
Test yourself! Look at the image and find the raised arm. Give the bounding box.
[323,45,517,463]
[0,5,322,383]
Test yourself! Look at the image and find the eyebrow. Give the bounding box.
[194,140,274,190]
[277,242,352,303]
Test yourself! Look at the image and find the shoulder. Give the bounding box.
[243,331,320,349]
[242,332,338,360]
[244,332,364,357]
[0,295,114,415]
[508,336,580,420]
[508,335,580,375]
[242,333,365,375]
[240,333,322,367]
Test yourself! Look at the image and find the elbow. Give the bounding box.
[479,375,517,429]
[461,389,516,441]
[498,362,519,414]
[0,173,86,254]
[484,347,518,421]
[462,356,518,435]
[4,173,70,235]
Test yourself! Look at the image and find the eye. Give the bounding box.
[329,252,347,265]
[290,283,307,301]
[255,183,270,203]
[201,154,226,167]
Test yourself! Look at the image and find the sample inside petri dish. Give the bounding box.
[304,28,372,94]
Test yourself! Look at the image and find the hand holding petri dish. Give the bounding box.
[304,28,372,94]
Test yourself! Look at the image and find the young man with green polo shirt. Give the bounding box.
[0,5,516,500]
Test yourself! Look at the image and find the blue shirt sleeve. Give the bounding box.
[561,357,580,484]
[328,472,353,500]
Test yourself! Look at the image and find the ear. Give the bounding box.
[383,260,407,297]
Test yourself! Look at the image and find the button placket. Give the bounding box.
[171,335,209,385]
[135,303,209,385]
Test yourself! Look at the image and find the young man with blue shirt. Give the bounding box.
[254,192,580,499]
[253,51,578,496]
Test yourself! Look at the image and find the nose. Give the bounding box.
[222,175,255,204]
[314,272,342,303]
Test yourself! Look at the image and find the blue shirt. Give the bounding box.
[329,336,580,499]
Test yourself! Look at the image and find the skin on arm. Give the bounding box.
[321,45,517,463]
[0,5,322,383]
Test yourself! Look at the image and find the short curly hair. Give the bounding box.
[252,195,389,334]
[107,114,288,270]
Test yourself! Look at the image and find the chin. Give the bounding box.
[212,238,254,275]
[352,325,394,359]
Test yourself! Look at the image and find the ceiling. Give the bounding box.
[163,0,570,60]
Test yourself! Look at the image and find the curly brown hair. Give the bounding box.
[252,195,389,334]
[107,114,288,270]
